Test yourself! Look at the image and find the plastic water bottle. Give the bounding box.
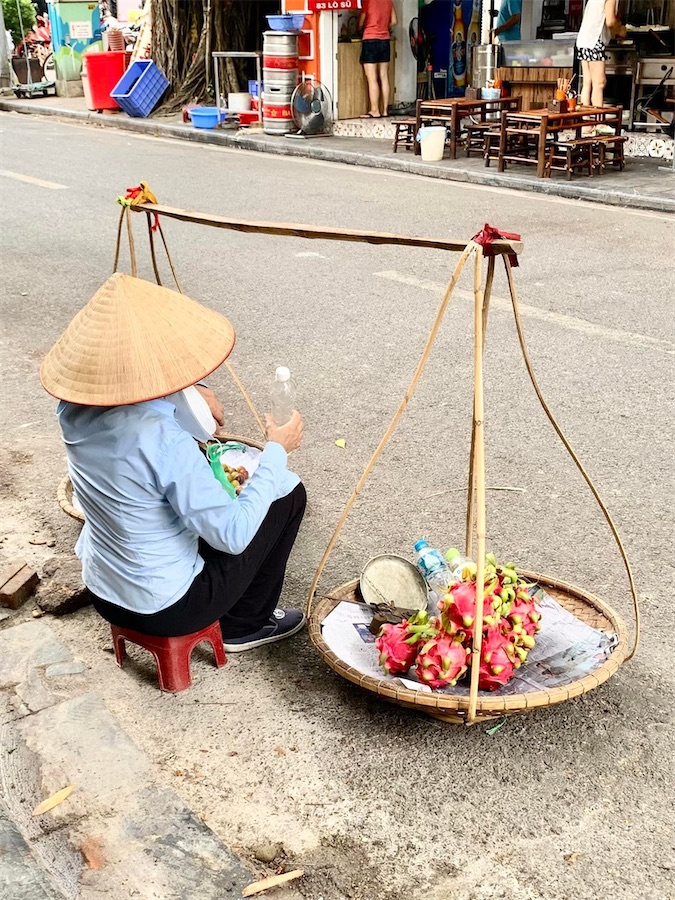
[270,366,296,426]
[445,547,474,581]
[414,540,452,609]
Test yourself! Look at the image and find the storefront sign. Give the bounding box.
[308,0,361,11]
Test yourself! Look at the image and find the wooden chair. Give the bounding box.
[484,129,502,167]
[488,129,541,168]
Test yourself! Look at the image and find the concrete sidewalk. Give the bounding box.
[1,95,673,214]
[0,619,253,899]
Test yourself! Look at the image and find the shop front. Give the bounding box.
[485,0,674,130]
[279,1,494,119]
[281,0,420,119]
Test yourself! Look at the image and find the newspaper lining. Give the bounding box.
[321,589,618,697]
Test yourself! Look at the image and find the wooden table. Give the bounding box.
[415,96,522,159]
[498,106,623,178]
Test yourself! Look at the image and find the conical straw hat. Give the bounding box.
[40,273,235,406]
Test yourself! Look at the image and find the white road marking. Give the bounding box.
[295,251,329,259]
[374,270,675,354]
[0,170,67,190]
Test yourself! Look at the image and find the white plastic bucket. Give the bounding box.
[417,126,446,162]
[228,92,252,112]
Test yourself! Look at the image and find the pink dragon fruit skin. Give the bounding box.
[440,581,495,638]
[415,633,469,689]
[478,626,516,691]
[507,594,541,638]
[375,622,419,676]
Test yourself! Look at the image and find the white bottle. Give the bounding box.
[270,366,296,426]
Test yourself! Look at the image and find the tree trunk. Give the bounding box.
[151,0,251,113]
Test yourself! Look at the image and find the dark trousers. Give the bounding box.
[90,483,307,639]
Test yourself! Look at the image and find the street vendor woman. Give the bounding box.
[39,273,306,652]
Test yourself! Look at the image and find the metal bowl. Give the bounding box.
[359,554,428,619]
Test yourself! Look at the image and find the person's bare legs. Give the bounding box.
[378,61,390,116]
[588,59,606,108]
[580,60,592,107]
[363,62,381,117]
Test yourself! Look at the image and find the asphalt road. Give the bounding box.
[1,112,674,900]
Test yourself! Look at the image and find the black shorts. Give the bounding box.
[577,40,607,62]
[360,39,390,65]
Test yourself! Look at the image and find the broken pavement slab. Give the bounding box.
[0,620,72,686]
[15,672,59,714]
[0,807,65,900]
[17,694,252,898]
[0,621,252,898]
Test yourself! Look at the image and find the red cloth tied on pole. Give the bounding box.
[472,224,521,267]
[123,183,160,231]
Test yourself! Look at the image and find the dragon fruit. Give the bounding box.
[415,633,469,689]
[375,610,437,677]
[506,591,542,638]
[375,552,542,692]
[478,625,516,691]
[438,580,497,638]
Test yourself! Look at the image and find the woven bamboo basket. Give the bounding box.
[308,573,630,725]
[57,474,84,524]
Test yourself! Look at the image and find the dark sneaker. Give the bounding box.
[222,608,306,652]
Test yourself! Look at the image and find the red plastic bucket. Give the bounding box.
[85,51,128,110]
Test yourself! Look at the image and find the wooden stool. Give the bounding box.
[483,129,501,167]
[111,621,226,692]
[545,138,596,180]
[393,118,416,153]
[465,121,492,158]
[596,135,626,172]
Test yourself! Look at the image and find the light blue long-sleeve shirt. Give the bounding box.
[57,399,300,615]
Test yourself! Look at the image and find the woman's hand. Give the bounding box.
[265,411,304,454]
[195,385,225,427]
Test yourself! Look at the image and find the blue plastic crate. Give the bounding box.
[248,79,263,97]
[110,60,169,118]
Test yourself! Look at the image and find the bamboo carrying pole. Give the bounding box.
[465,254,496,558]
[133,204,523,257]
[112,200,639,711]
[467,249,486,724]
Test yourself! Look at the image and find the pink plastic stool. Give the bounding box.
[111,621,226,692]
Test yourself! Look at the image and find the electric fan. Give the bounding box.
[286,78,333,139]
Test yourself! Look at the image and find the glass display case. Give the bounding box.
[500,39,576,68]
